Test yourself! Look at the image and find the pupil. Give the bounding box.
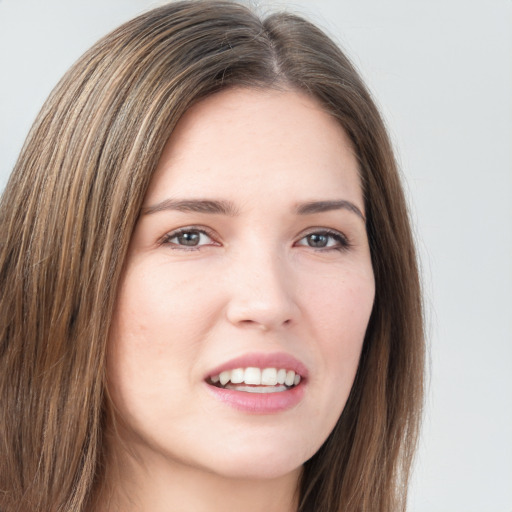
[308,234,328,247]
[178,232,200,246]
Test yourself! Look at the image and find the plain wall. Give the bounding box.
[1,1,511,510]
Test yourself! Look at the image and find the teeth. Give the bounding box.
[230,368,244,384]
[244,367,261,385]
[219,371,230,386]
[209,367,301,388]
[276,368,287,385]
[225,384,287,393]
[285,370,295,387]
[261,368,277,385]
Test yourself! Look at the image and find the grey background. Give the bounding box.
[1,1,511,510]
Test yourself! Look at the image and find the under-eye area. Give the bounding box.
[207,367,303,393]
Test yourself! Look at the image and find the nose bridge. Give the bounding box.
[225,240,298,330]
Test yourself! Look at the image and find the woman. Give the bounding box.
[0,1,424,511]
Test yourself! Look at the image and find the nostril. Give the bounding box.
[235,317,292,331]
[239,319,271,331]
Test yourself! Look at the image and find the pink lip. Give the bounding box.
[205,352,309,379]
[205,382,305,414]
[204,352,308,414]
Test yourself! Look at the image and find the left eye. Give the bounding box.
[295,231,349,250]
[163,229,215,248]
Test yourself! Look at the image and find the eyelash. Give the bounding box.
[161,226,351,252]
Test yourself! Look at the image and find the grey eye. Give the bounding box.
[165,229,214,248]
[295,230,349,251]
[306,233,329,248]
[175,231,201,246]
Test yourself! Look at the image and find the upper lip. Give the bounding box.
[205,352,309,380]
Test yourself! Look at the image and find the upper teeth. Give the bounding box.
[210,367,301,387]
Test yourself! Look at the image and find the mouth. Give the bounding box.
[207,366,302,394]
[204,352,307,412]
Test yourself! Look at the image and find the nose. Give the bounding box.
[225,248,299,331]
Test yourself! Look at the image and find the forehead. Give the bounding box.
[145,87,363,209]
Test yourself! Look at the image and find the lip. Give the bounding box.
[205,352,309,380]
[205,382,305,414]
[204,352,308,414]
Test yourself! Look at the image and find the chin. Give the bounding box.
[207,456,304,482]
[191,432,317,481]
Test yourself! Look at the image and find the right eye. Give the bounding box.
[162,227,218,250]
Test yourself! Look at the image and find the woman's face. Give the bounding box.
[108,88,375,481]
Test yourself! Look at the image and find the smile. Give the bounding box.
[208,367,301,393]
[204,352,308,412]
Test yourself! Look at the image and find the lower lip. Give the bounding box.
[205,381,305,414]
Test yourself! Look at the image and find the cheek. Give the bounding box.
[301,267,375,410]
[106,266,202,414]
[106,258,232,419]
[111,262,216,354]
[304,265,375,346]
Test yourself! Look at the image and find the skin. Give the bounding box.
[103,87,375,512]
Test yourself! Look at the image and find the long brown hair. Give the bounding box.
[0,2,424,511]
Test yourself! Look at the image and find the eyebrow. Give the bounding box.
[295,200,365,221]
[142,198,239,216]
[142,198,365,221]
